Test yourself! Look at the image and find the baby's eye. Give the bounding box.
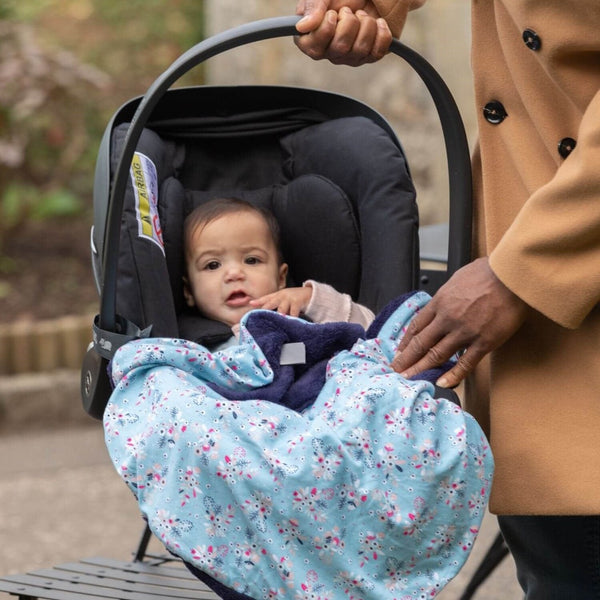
[204,260,221,271]
[245,256,262,265]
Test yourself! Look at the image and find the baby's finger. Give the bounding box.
[250,293,278,309]
[276,299,292,316]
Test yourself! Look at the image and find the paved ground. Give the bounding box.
[0,423,523,599]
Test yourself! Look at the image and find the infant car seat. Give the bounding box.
[81,17,471,420]
[77,16,476,600]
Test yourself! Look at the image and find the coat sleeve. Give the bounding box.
[372,0,425,37]
[489,89,600,329]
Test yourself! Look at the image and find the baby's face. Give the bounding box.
[184,211,287,327]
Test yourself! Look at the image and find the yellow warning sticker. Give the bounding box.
[130,151,164,254]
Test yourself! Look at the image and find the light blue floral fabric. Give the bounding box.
[105,292,493,599]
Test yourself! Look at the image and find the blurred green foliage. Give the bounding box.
[0,0,205,253]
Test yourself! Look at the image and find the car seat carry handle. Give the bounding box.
[100,15,471,334]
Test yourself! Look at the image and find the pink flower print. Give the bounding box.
[178,465,201,506]
[312,438,343,480]
[292,487,333,523]
[313,526,346,562]
[248,416,287,440]
[383,407,413,440]
[413,398,439,425]
[403,496,435,539]
[468,438,492,478]
[376,443,405,479]
[264,448,299,482]
[451,425,467,447]
[104,403,139,435]
[216,446,253,483]
[372,489,402,525]
[334,570,375,598]
[358,530,385,566]
[336,484,368,511]
[345,427,375,468]
[125,433,146,459]
[437,477,466,510]
[384,556,416,591]
[203,496,235,537]
[295,569,332,599]
[426,523,457,559]
[119,465,145,492]
[144,463,168,491]
[459,526,480,553]
[410,440,442,481]
[215,400,240,419]
[196,425,221,453]
[190,543,229,576]
[232,541,263,570]
[277,518,308,550]
[271,554,295,588]
[151,509,193,547]
[241,491,273,533]
[156,419,184,450]
[468,482,490,518]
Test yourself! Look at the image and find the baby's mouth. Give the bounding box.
[226,290,250,307]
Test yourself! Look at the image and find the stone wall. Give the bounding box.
[205,0,474,225]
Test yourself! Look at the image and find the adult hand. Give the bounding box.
[250,287,313,318]
[294,1,426,65]
[295,1,392,66]
[391,258,530,387]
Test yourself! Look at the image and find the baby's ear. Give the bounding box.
[278,263,288,289]
[182,276,195,307]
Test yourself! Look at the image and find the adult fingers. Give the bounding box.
[395,302,437,355]
[322,7,362,64]
[294,10,338,60]
[434,346,481,388]
[295,0,330,33]
[342,10,390,65]
[370,18,393,60]
[391,325,463,379]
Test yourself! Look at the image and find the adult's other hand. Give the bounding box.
[391,257,529,388]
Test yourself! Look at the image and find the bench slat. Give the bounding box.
[0,559,220,600]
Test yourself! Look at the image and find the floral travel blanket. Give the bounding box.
[104,291,494,599]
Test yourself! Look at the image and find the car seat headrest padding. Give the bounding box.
[280,116,418,311]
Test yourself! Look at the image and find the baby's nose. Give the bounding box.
[224,263,245,281]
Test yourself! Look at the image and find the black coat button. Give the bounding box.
[558,137,577,158]
[523,29,541,51]
[483,101,508,124]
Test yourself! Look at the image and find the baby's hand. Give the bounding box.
[250,287,312,318]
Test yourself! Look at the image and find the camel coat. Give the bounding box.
[468,1,600,515]
[377,0,600,514]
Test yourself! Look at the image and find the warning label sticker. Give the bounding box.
[130,151,164,254]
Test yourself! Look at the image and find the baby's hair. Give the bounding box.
[184,197,284,263]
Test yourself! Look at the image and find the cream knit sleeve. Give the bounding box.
[302,280,375,329]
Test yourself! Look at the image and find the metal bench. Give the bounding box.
[0,535,219,600]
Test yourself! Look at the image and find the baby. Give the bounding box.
[183,197,374,345]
